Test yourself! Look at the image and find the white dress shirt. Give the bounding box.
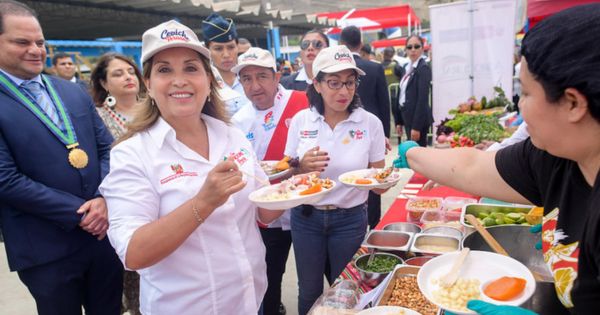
[284,107,386,208]
[295,67,313,85]
[100,115,267,315]
[225,77,252,115]
[487,122,529,152]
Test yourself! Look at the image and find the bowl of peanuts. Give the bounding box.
[416,251,536,314]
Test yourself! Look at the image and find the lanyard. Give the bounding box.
[0,72,78,146]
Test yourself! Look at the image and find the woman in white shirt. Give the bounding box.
[284,45,387,315]
[99,20,282,315]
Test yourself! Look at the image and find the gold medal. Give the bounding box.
[68,147,88,169]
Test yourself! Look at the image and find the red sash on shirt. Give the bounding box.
[263,90,309,160]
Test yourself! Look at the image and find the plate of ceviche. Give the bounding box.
[339,167,413,190]
[260,156,296,181]
[249,174,336,210]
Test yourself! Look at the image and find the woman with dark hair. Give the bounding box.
[91,53,145,140]
[394,4,600,314]
[394,34,432,146]
[90,53,145,315]
[280,29,329,91]
[284,45,387,315]
[99,20,283,314]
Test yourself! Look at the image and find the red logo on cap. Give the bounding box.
[161,29,190,42]
[334,52,352,62]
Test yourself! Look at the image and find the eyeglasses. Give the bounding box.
[406,44,422,50]
[300,40,325,50]
[324,79,360,90]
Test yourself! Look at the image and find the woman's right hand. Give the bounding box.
[297,146,329,174]
[195,158,246,211]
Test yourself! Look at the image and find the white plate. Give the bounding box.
[417,250,536,315]
[357,305,422,315]
[248,180,336,210]
[338,168,414,191]
[261,160,291,181]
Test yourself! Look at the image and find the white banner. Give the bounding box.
[429,0,516,127]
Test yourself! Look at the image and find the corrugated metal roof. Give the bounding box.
[21,0,334,41]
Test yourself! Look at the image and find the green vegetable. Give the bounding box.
[504,217,516,224]
[483,217,497,227]
[495,218,505,225]
[506,212,523,221]
[477,212,490,220]
[359,255,400,273]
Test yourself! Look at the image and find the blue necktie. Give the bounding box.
[22,81,63,129]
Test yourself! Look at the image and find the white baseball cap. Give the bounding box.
[311,45,365,79]
[231,47,277,74]
[141,20,210,63]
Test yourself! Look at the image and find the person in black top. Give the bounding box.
[394,35,432,147]
[280,29,329,92]
[394,3,600,314]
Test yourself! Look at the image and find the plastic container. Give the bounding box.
[445,209,462,222]
[420,210,446,226]
[406,197,443,223]
[443,196,478,212]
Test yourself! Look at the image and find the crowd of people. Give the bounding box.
[0,0,598,315]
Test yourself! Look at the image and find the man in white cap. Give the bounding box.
[231,47,309,315]
[202,13,250,115]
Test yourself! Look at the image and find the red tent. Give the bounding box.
[528,0,598,29]
[317,5,420,35]
[370,37,429,50]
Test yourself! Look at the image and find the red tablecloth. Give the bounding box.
[338,173,477,293]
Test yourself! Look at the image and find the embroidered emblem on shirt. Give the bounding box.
[227,148,251,166]
[348,129,366,140]
[300,130,318,139]
[262,111,276,131]
[160,163,198,184]
[246,132,255,142]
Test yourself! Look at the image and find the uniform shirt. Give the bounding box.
[284,107,386,208]
[232,85,293,229]
[224,77,251,115]
[496,139,591,313]
[100,115,267,315]
[232,85,291,159]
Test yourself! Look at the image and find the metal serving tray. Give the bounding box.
[410,234,461,255]
[362,230,414,252]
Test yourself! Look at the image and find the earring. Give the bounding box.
[105,94,117,107]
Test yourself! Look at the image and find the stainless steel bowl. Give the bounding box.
[382,222,422,234]
[462,225,567,314]
[422,226,463,239]
[354,252,403,287]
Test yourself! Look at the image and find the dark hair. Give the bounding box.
[521,3,600,123]
[90,53,146,107]
[238,37,250,45]
[384,47,395,54]
[0,0,37,34]
[360,44,372,55]
[406,35,424,47]
[52,52,71,66]
[340,26,361,49]
[306,71,362,115]
[301,29,329,47]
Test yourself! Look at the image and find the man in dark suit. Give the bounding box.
[0,2,122,314]
[340,26,391,230]
[52,52,89,93]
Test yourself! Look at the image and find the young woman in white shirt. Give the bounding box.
[284,45,387,315]
[99,20,283,315]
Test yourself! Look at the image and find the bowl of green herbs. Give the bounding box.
[354,252,403,287]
